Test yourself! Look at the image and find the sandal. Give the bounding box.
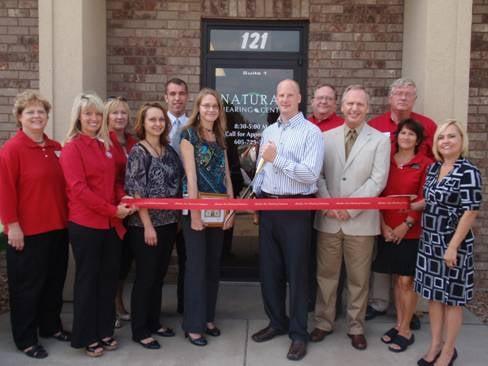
[100,337,118,351]
[85,342,104,357]
[381,327,399,344]
[24,344,48,359]
[388,333,415,353]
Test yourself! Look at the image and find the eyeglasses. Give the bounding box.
[106,96,127,102]
[200,104,219,110]
[391,91,416,99]
[314,96,336,102]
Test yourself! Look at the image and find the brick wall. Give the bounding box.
[0,0,38,145]
[107,0,402,115]
[107,0,202,112]
[469,0,488,290]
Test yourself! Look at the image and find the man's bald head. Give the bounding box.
[276,79,302,121]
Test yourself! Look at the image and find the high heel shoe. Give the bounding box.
[205,326,221,337]
[448,348,458,366]
[417,349,442,366]
[185,332,207,346]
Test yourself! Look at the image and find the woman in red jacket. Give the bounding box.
[60,93,132,357]
[372,118,433,353]
[0,91,70,359]
[104,96,137,325]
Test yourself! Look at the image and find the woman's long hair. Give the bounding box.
[183,88,227,148]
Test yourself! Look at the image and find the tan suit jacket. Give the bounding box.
[314,122,390,236]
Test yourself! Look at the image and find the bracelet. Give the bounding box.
[404,220,414,229]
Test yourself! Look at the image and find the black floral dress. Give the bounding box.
[414,158,482,306]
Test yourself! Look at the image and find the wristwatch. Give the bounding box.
[404,220,414,229]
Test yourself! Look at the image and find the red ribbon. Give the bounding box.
[121,197,409,211]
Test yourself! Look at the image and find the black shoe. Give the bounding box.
[251,326,286,343]
[205,326,221,337]
[154,327,175,337]
[286,340,307,361]
[136,338,161,350]
[41,330,71,342]
[24,344,48,359]
[410,314,421,330]
[185,333,207,346]
[365,305,387,321]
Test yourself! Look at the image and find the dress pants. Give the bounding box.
[181,216,224,333]
[118,226,133,281]
[69,222,121,348]
[259,210,311,342]
[315,230,374,335]
[6,229,69,350]
[174,229,186,313]
[128,224,176,341]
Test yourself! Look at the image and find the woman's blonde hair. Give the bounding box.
[65,93,111,150]
[13,90,51,128]
[103,96,131,133]
[183,88,227,148]
[432,119,469,161]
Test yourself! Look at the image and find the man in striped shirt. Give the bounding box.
[251,79,324,361]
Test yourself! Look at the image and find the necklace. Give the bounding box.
[144,140,163,157]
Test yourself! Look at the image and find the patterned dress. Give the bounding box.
[414,158,482,306]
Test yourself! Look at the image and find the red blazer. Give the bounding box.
[109,131,137,187]
[60,134,125,238]
[381,152,433,239]
[0,130,67,235]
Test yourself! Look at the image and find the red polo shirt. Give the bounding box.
[308,113,344,132]
[368,111,437,159]
[0,130,67,235]
[60,134,125,237]
[381,152,433,239]
[109,131,137,187]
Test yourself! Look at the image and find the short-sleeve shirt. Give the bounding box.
[181,127,227,194]
[125,143,183,227]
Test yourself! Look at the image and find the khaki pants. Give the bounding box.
[314,230,374,335]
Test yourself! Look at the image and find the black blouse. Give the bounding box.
[125,142,183,227]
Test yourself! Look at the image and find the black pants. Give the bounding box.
[128,224,176,341]
[7,229,69,350]
[174,229,186,313]
[259,210,311,342]
[118,227,133,281]
[69,222,121,348]
[182,216,224,333]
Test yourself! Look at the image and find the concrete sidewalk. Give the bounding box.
[0,282,487,365]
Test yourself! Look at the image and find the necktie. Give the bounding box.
[345,129,357,159]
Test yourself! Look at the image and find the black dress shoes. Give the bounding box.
[136,338,161,350]
[205,326,221,337]
[251,326,286,343]
[309,328,333,342]
[348,334,367,350]
[287,340,307,361]
[365,305,387,321]
[185,333,208,346]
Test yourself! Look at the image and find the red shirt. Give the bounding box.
[368,111,437,159]
[381,152,433,239]
[60,134,125,237]
[0,130,67,235]
[308,113,344,132]
[109,131,137,187]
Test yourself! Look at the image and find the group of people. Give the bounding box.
[0,76,482,366]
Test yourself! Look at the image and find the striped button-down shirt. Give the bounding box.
[253,112,324,196]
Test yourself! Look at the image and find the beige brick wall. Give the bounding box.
[469,0,488,290]
[107,0,402,115]
[0,0,38,145]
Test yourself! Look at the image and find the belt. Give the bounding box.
[260,191,316,199]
